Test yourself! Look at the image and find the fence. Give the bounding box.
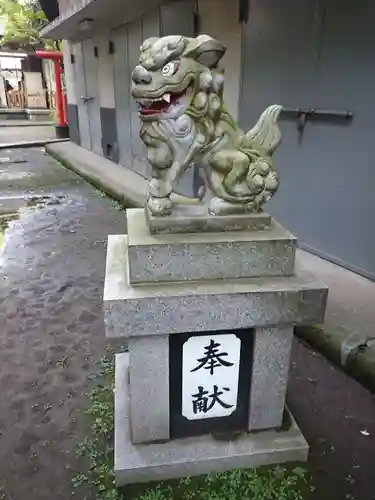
[5,87,58,110]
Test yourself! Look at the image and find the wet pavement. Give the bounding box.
[0,147,126,500]
[0,147,374,499]
[289,340,375,500]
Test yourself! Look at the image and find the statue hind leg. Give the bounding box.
[207,149,256,216]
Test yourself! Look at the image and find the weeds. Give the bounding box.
[0,213,19,232]
[73,349,310,500]
[133,466,308,500]
[93,189,126,212]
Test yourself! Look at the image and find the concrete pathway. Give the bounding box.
[297,251,375,390]
[0,147,126,500]
[299,251,375,343]
[0,124,57,147]
[288,339,375,500]
[0,120,55,127]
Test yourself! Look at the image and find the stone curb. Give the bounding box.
[0,122,56,127]
[0,138,69,150]
[295,325,375,393]
[45,142,200,209]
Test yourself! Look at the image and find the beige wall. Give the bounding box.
[0,78,6,107]
[96,33,115,109]
[58,0,89,14]
[62,40,77,105]
[57,0,73,13]
[198,0,243,121]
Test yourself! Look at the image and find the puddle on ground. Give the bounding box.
[26,194,66,208]
[0,158,27,165]
[0,195,68,254]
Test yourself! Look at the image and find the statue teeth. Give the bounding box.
[163,93,171,103]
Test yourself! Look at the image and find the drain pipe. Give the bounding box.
[34,50,69,139]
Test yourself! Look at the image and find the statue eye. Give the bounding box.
[161,61,179,76]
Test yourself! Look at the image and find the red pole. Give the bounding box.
[53,59,65,127]
[63,92,68,124]
[34,50,68,128]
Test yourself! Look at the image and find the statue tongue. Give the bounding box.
[139,90,186,116]
[140,100,169,116]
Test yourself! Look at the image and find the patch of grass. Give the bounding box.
[74,348,310,500]
[93,188,127,212]
[0,213,19,232]
[133,467,309,500]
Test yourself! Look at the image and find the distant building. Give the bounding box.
[41,0,375,281]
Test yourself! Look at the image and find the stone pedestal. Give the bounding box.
[103,207,328,486]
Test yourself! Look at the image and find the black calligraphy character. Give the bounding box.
[192,385,234,414]
[192,386,209,414]
[207,385,233,411]
[191,339,234,375]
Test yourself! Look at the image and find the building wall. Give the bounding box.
[96,33,117,162]
[0,79,6,107]
[197,0,242,121]
[62,40,80,145]
[239,0,375,280]
[61,0,244,197]
[62,0,198,196]
[112,0,196,189]
[58,0,81,13]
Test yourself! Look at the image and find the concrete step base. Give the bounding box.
[127,208,297,284]
[114,352,308,486]
[103,234,327,339]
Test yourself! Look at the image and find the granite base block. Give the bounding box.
[249,326,294,431]
[145,203,272,234]
[103,234,328,338]
[127,209,297,283]
[129,336,170,443]
[115,353,309,486]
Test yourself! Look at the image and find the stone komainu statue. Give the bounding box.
[131,34,283,217]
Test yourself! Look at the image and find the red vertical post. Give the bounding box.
[34,50,69,138]
[64,92,68,124]
[53,58,65,127]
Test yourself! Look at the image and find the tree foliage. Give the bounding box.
[0,0,54,50]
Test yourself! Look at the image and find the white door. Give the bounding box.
[72,42,91,150]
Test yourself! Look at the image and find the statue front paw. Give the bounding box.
[147,196,173,216]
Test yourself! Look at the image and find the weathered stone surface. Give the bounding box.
[104,235,328,338]
[249,326,293,431]
[131,35,282,218]
[127,209,296,283]
[128,335,170,444]
[115,353,308,486]
[145,203,272,235]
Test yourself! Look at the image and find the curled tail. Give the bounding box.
[241,104,283,155]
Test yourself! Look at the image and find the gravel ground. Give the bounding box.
[0,147,125,500]
[289,340,375,500]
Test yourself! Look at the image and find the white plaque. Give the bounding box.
[182,334,241,421]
